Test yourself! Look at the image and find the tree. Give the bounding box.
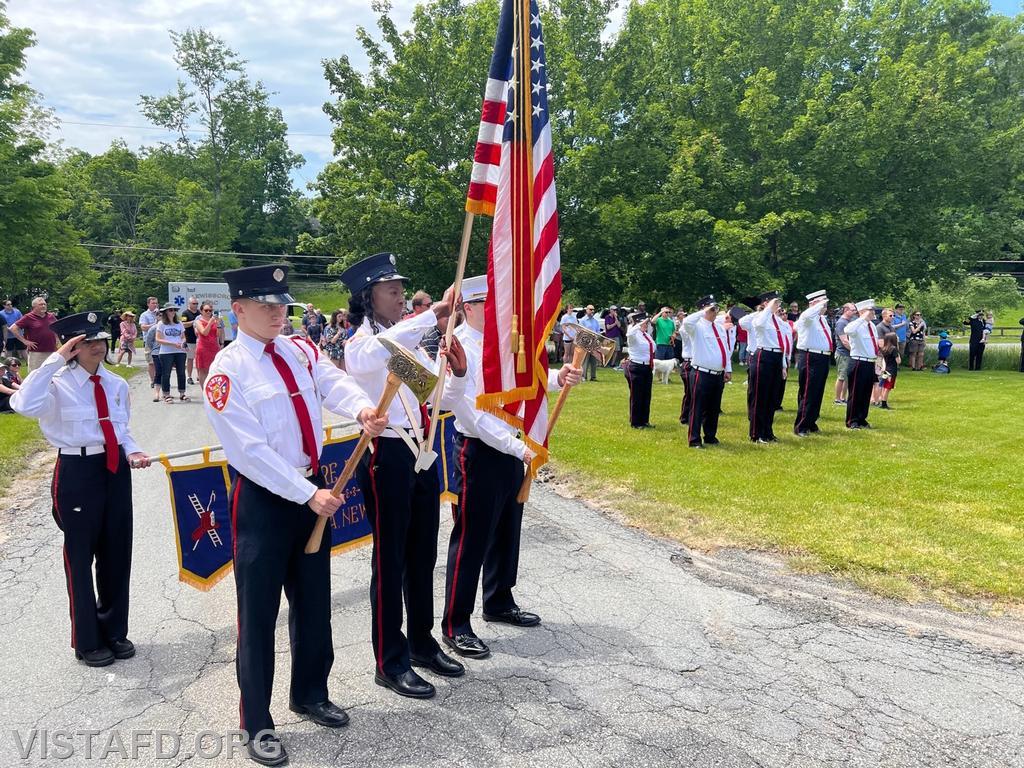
[0,1,93,309]
[140,27,305,267]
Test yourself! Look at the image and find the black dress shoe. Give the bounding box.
[374,669,435,699]
[411,649,465,677]
[288,700,349,727]
[109,639,135,659]
[679,419,688,425]
[75,648,115,667]
[483,607,541,627]
[247,733,287,766]
[756,437,772,444]
[795,431,809,437]
[704,437,720,445]
[847,424,861,430]
[860,422,872,429]
[689,443,704,449]
[443,633,491,659]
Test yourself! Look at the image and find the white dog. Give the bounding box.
[653,357,676,384]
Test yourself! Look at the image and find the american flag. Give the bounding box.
[467,0,562,471]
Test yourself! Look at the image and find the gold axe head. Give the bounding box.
[564,322,616,365]
[377,338,438,403]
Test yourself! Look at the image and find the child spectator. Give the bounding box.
[873,332,901,409]
[116,311,138,365]
[934,331,953,373]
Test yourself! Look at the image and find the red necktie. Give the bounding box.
[710,323,727,368]
[89,375,120,473]
[819,317,834,352]
[771,315,784,351]
[646,334,654,366]
[265,342,319,474]
[869,326,878,356]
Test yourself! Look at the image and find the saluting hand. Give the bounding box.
[358,407,389,438]
[57,334,87,362]
[439,335,468,377]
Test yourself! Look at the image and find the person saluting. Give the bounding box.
[202,264,387,766]
[11,311,151,668]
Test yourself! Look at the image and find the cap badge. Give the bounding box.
[273,268,285,283]
[87,312,97,323]
[389,254,396,265]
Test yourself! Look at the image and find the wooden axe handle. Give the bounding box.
[304,372,403,554]
[516,346,587,504]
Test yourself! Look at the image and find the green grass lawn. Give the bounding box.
[549,365,1024,606]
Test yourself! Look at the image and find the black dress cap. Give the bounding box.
[697,295,717,310]
[51,311,110,342]
[223,264,295,304]
[339,252,410,294]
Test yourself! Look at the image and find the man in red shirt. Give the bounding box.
[8,297,58,371]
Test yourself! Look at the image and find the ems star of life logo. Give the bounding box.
[205,374,231,412]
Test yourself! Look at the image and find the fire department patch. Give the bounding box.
[205,374,231,412]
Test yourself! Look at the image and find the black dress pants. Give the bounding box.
[357,437,442,677]
[794,350,830,433]
[968,342,984,370]
[625,361,653,427]
[845,358,877,428]
[678,359,692,424]
[51,448,132,654]
[686,369,724,446]
[230,473,333,736]
[443,435,524,637]
[747,349,782,441]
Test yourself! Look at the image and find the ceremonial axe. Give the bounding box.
[517,322,615,503]
[305,338,438,554]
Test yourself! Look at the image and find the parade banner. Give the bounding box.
[162,414,460,590]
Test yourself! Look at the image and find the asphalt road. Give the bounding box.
[1,365,1022,767]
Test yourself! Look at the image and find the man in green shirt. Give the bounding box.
[653,307,676,360]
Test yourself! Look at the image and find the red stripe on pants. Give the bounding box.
[446,439,472,638]
[369,440,386,674]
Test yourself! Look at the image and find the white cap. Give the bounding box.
[461,274,488,304]
[855,299,875,311]
[806,290,827,302]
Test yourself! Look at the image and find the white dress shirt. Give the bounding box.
[203,329,374,505]
[777,317,792,370]
[451,323,563,460]
[678,323,693,359]
[794,303,835,354]
[842,316,881,359]
[682,312,733,373]
[11,353,141,455]
[625,323,655,365]
[344,310,465,435]
[739,307,787,354]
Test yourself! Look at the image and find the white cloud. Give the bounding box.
[7,0,418,182]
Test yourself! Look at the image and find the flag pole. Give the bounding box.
[421,210,475,466]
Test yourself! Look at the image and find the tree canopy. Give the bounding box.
[311,0,1024,305]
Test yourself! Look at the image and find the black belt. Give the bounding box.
[760,347,783,354]
[852,355,875,362]
[692,365,723,375]
[629,360,652,367]
[800,349,832,356]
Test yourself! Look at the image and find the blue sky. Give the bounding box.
[9,0,1022,191]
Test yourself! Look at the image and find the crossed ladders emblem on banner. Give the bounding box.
[187,491,223,550]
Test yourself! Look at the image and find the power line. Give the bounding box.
[58,119,332,138]
[81,242,339,261]
[91,263,338,281]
